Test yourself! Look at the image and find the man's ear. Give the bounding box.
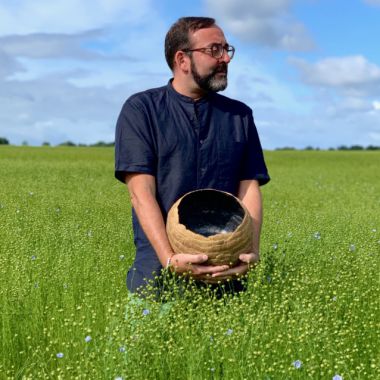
[173,51,190,73]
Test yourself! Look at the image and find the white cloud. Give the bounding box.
[0,0,152,36]
[290,55,380,96]
[0,74,121,145]
[326,97,375,117]
[208,0,292,18]
[0,1,378,151]
[0,0,172,146]
[0,49,25,79]
[0,58,170,145]
[223,53,305,114]
[205,0,314,51]
[254,102,380,149]
[0,31,129,60]
[369,132,380,141]
[363,0,380,6]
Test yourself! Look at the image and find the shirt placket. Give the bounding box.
[193,102,207,187]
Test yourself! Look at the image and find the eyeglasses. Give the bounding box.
[183,43,235,60]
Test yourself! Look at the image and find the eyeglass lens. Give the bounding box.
[212,44,234,58]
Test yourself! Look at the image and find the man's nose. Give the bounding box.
[220,49,231,64]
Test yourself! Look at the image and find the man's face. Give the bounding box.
[188,26,231,93]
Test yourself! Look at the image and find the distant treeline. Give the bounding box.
[53,141,116,147]
[1,137,380,150]
[0,138,115,147]
[275,145,380,151]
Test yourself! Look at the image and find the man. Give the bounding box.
[115,17,270,295]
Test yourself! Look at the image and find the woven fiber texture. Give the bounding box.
[166,189,253,271]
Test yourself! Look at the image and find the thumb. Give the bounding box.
[189,254,208,264]
[239,253,254,263]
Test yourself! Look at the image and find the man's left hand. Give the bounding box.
[205,252,260,283]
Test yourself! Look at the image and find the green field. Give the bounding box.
[1,146,379,379]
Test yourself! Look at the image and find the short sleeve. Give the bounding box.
[115,99,156,183]
[239,111,270,186]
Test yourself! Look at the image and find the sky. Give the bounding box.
[0,0,380,149]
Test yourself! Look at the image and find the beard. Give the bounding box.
[190,59,228,92]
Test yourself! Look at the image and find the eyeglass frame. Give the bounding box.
[182,43,235,60]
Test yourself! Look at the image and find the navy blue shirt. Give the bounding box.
[115,80,270,293]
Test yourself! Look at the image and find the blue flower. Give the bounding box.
[119,346,126,353]
[31,255,37,261]
[56,352,64,358]
[85,335,92,343]
[293,360,302,369]
[314,232,321,240]
[142,309,150,316]
[225,328,233,336]
[349,244,356,252]
[333,375,343,380]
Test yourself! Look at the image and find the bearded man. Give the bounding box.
[115,17,270,296]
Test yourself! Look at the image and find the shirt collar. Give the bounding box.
[167,79,213,105]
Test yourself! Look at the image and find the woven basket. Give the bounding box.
[166,189,253,269]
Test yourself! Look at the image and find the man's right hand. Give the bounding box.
[169,253,230,278]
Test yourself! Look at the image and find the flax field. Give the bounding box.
[0,146,379,380]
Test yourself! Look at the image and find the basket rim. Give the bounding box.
[167,188,252,242]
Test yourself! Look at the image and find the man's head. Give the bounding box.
[165,17,234,93]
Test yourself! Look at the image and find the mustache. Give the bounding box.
[214,63,228,74]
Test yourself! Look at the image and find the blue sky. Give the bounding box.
[0,0,379,149]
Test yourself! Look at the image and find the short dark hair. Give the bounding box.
[165,17,216,71]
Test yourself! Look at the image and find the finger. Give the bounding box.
[171,254,208,268]
[194,264,230,275]
[212,263,248,278]
[239,252,259,263]
[185,254,209,264]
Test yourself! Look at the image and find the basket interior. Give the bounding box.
[177,190,244,237]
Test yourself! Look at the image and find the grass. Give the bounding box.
[0,146,379,379]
